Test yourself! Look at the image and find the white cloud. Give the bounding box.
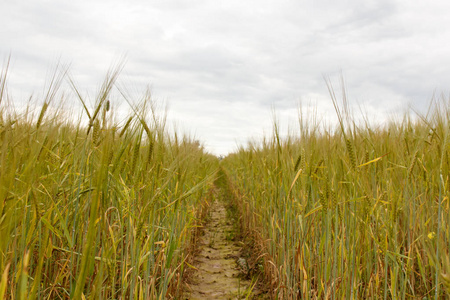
[2,0,450,155]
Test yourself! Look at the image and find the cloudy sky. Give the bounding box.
[2,0,450,155]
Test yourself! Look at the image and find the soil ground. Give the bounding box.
[183,192,257,299]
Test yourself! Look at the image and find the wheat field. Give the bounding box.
[0,66,218,299]
[0,64,449,299]
[222,93,450,299]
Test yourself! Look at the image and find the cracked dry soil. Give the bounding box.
[184,195,254,299]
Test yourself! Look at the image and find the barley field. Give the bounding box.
[0,63,449,299]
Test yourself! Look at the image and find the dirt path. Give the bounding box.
[184,193,253,299]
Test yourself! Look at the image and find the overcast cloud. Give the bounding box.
[2,0,450,155]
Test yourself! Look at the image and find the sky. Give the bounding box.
[2,0,450,155]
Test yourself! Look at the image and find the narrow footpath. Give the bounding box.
[184,189,254,299]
